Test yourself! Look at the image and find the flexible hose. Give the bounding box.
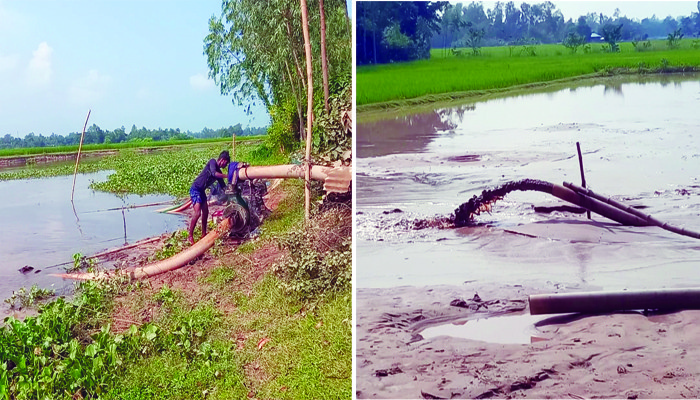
[53,217,232,281]
[454,179,649,227]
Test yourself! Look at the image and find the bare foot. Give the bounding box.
[188,235,195,245]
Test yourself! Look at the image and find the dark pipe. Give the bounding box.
[454,179,649,227]
[530,288,700,315]
[564,182,700,240]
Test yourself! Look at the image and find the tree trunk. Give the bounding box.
[300,0,314,220]
[285,60,306,142]
[320,0,330,114]
[285,14,306,92]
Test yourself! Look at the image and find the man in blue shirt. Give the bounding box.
[188,150,230,244]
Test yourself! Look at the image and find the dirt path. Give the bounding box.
[357,284,700,399]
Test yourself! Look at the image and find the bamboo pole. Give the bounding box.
[300,0,314,220]
[576,142,591,219]
[232,133,236,159]
[70,109,91,202]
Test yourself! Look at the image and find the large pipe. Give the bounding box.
[564,182,700,240]
[53,217,231,281]
[550,184,649,226]
[238,164,331,182]
[454,179,649,227]
[529,288,700,315]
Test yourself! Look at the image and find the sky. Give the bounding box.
[0,0,270,138]
[466,1,699,22]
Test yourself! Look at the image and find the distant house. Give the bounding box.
[590,33,604,42]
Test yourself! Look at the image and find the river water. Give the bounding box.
[357,74,700,292]
[0,171,185,308]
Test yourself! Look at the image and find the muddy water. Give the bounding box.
[357,73,700,291]
[0,171,185,308]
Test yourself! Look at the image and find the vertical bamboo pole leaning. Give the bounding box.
[71,109,92,202]
[300,0,314,220]
[576,142,591,219]
[232,133,236,159]
[319,0,330,114]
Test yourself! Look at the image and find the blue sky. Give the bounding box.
[0,0,270,137]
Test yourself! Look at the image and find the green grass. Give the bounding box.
[357,38,700,107]
[0,136,263,158]
[223,276,351,400]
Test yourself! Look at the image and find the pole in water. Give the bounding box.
[71,109,92,202]
[122,209,127,245]
[576,142,591,219]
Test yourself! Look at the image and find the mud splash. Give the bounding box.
[453,179,555,227]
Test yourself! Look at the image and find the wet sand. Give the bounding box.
[356,284,700,399]
[355,76,700,399]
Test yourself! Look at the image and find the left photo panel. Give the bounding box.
[0,0,353,399]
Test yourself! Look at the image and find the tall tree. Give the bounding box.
[319,0,330,114]
[205,0,350,152]
[357,2,447,65]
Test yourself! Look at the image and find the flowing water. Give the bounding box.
[357,73,700,292]
[0,171,185,309]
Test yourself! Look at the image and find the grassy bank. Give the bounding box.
[357,38,700,108]
[1,178,352,399]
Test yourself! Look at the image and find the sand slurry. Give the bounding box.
[357,284,700,399]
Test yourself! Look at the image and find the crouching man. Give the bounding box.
[187,150,230,244]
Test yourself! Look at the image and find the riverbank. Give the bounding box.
[1,178,352,399]
[356,284,700,399]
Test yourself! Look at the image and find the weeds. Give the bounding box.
[272,208,352,301]
[3,284,55,310]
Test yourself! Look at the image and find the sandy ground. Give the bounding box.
[356,284,700,399]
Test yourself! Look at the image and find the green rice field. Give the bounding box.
[357,39,700,107]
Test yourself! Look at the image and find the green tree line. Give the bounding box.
[434,1,700,50]
[0,123,267,150]
[357,0,700,65]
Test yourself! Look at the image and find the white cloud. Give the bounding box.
[189,73,215,91]
[26,42,52,86]
[68,69,112,105]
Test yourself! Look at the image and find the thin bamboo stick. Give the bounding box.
[71,109,91,202]
[576,142,591,219]
[300,0,314,220]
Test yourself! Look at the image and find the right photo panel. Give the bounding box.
[354,1,700,399]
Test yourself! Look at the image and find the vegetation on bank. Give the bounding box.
[357,38,700,107]
[0,139,286,196]
[0,136,260,158]
[1,176,351,399]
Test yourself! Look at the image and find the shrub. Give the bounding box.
[313,82,351,161]
[272,208,351,300]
